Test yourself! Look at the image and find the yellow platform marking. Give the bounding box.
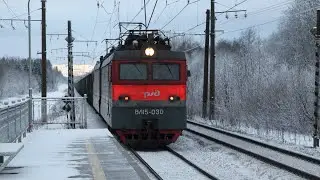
[86,139,107,180]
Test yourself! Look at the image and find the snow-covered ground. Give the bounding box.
[191,117,320,159]
[1,129,112,180]
[168,133,305,180]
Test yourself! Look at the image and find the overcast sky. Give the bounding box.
[0,0,292,66]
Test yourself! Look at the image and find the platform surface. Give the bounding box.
[0,143,24,156]
[0,129,149,180]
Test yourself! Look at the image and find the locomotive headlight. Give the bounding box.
[169,96,174,101]
[124,96,129,101]
[145,47,155,56]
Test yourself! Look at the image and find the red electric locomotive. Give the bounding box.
[76,29,190,147]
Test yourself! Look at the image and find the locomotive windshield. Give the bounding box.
[152,63,180,80]
[119,63,148,80]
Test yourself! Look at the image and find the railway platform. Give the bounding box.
[0,128,151,180]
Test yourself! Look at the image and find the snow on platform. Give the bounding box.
[0,129,149,180]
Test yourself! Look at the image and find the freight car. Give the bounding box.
[75,29,190,147]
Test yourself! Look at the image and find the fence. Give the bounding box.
[0,100,29,143]
[31,95,87,130]
[0,93,87,143]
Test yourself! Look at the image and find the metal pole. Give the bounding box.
[202,9,210,119]
[67,20,75,129]
[28,88,33,132]
[314,10,320,148]
[28,0,32,131]
[28,0,32,90]
[144,0,147,30]
[41,0,47,123]
[209,0,216,120]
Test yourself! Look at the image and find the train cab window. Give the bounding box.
[152,63,180,80]
[119,63,148,80]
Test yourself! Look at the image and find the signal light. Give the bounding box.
[119,95,130,101]
[169,96,180,102]
[145,47,155,56]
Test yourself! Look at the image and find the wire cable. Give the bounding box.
[147,0,158,28]
[1,0,18,17]
[222,5,319,35]
[128,0,152,27]
[161,0,200,30]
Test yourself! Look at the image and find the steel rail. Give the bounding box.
[187,120,320,164]
[165,146,219,180]
[187,120,320,180]
[128,148,164,180]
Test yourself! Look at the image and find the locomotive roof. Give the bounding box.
[101,50,186,68]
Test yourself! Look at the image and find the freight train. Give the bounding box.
[75,29,190,147]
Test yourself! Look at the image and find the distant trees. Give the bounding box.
[0,57,65,99]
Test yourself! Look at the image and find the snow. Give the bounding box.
[1,129,112,180]
[169,132,305,180]
[0,84,119,180]
[191,117,320,159]
[0,83,68,110]
[137,150,210,180]
[0,96,28,109]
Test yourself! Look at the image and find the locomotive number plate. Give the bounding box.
[134,109,164,115]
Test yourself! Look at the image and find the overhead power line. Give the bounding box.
[161,0,200,30]
[1,0,18,17]
[217,0,295,26]
[217,0,249,17]
[222,5,320,35]
[147,0,158,28]
[128,0,152,27]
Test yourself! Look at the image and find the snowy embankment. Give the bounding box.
[191,117,320,159]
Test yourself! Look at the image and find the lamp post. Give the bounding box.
[27,0,33,132]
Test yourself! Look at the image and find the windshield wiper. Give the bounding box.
[132,64,144,79]
[165,64,174,79]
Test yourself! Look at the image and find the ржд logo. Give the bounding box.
[143,90,160,98]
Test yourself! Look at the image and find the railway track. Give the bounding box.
[187,120,320,180]
[165,146,218,180]
[128,147,164,180]
[129,146,218,180]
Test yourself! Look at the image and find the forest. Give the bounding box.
[0,57,65,99]
[176,0,320,137]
